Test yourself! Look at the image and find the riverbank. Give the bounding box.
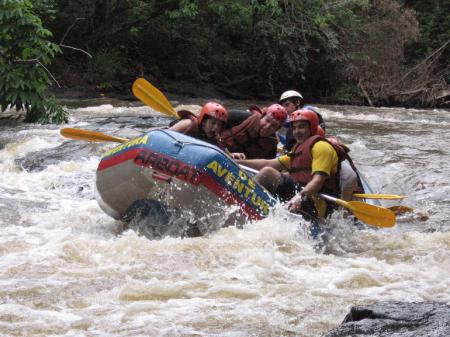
[46,78,253,105]
[46,79,450,110]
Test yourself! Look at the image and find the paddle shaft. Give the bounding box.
[353,193,406,200]
[60,128,128,143]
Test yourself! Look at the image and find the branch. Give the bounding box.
[358,79,373,106]
[36,60,61,88]
[59,18,92,59]
[13,18,91,90]
[59,44,92,58]
[15,58,61,88]
[60,18,85,45]
[392,39,450,87]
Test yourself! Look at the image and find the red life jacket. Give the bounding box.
[220,107,277,159]
[289,135,346,196]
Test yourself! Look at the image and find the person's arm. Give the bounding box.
[288,174,327,212]
[231,152,246,160]
[237,157,283,171]
[301,173,327,196]
[169,119,193,134]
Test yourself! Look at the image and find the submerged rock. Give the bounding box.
[324,302,450,337]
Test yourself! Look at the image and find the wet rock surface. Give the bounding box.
[16,141,105,172]
[324,302,450,337]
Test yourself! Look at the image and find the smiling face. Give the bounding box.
[201,116,224,139]
[259,114,281,137]
[291,120,311,144]
[281,98,301,114]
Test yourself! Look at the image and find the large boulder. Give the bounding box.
[324,302,450,337]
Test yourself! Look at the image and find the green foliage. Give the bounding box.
[334,84,364,105]
[25,0,439,106]
[404,0,450,84]
[0,0,68,123]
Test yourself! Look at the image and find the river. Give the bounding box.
[0,99,449,337]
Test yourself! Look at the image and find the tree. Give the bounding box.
[0,0,68,123]
[336,0,419,105]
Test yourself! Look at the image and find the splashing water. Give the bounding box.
[0,102,449,336]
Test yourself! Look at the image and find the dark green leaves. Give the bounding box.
[0,0,68,123]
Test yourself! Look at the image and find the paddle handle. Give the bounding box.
[317,192,346,208]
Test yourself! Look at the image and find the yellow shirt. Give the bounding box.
[278,140,338,176]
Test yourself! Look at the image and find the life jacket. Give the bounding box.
[289,135,346,196]
[220,106,277,159]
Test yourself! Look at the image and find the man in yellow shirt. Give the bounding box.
[238,109,340,219]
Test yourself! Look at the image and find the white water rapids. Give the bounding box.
[0,101,449,336]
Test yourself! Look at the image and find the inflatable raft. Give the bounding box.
[96,129,277,237]
[95,129,379,238]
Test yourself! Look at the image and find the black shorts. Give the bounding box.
[274,174,303,202]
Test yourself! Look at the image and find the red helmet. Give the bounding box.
[198,102,228,125]
[265,104,287,125]
[288,109,319,135]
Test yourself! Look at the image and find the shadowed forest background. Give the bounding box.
[1,0,449,123]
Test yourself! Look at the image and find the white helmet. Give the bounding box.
[279,90,303,102]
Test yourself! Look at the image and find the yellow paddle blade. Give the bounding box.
[353,193,407,200]
[340,200,396,228]
[60,128,128,143]
[317,193,396,228]
[132,78,179,119]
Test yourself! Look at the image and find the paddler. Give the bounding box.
[169,101,228,147]
[237,109,346,222]
[219,104,288,160]
[278,90,326,152]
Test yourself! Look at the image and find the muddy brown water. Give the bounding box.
[0,100,449,336]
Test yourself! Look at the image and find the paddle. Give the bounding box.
[229,159,395,227]
[71,77,400,228]
[130,78,405,202]
[317,193,396,227]
[60,128,128,143]
[353,193,406,200]
[60,127,396,227]
[132,78,179,119]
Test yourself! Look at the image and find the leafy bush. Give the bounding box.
[0,0,68,123]
[334,84,364,105]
